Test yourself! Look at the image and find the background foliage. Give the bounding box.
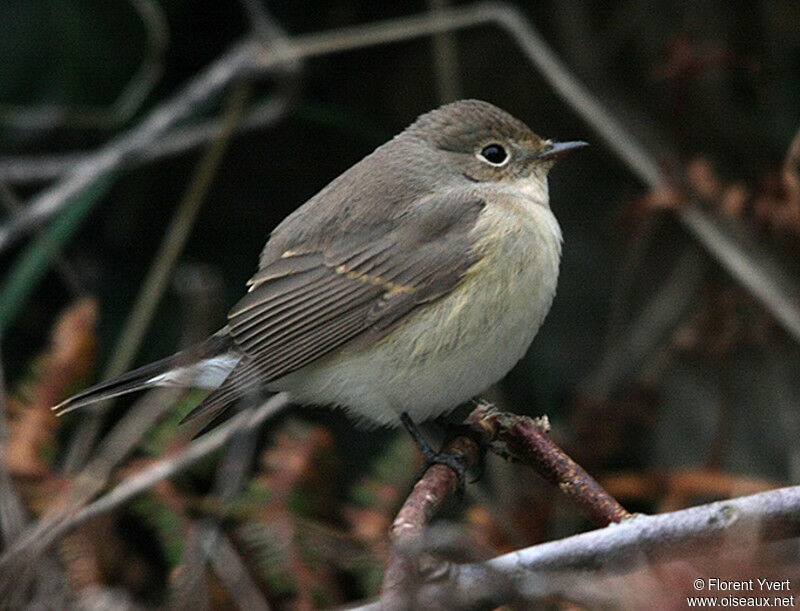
[1,0,799,607]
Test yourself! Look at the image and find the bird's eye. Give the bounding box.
[478,143,509,166]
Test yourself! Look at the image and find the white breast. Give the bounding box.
[271,188,562,426]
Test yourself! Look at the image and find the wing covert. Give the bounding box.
[227,193,485,384]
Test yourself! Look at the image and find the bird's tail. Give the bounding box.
[53,332,239,416]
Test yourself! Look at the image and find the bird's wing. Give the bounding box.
[232,192,486,380]
[181,193,485,423]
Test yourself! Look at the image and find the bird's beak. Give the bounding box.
[538,140,589,160]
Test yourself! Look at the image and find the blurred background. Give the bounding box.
[0,0,799,607]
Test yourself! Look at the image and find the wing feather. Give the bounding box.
[246,252,324,288]
[231,267,328,318]
[231,194,484,378]
[187,301,374,425]
[235,280,380,354]
[231,275,364,343]
[251,300,376,377]
[231,272,338,333]
[185,193,485,429]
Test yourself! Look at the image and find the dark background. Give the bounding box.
[1,1,799,607]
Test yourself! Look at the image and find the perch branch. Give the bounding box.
[466,404,630,525]
[368,485,800,609]
[382,401,628,602]
[382,432,483,604]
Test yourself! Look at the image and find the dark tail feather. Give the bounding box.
[53,332,233,416]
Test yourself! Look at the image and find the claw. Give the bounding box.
[435,416,490,484]
[412,450,468,496]
[401,412,483,494]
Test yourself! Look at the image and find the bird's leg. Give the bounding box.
[434,412,489,482]
[400,412,467,492]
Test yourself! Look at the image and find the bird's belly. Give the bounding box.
[270,202,562,426]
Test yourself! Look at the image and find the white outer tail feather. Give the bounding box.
[146,354,241,389]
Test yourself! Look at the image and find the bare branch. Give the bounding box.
[381,402,628,604]
[467,484,800,576]
[3,2,797,345]
[63,84,252,471]
[467,405,630,525]
[0,39,265,252]
[382,431,482,606]
[365,485,800,609]
[0,0,168,131]
[0,393,290,583]
[0,95,292,184]
[679,207,800,343]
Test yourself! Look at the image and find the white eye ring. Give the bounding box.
[477,143,510,167]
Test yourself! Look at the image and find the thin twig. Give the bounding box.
[0,0,167,131]
[238,0,303,81]
[0,181,85,297]
[467,406,630,525]
[3,3,798,345]
[74,394,287,532]
[0,95,293,184]
[680,206,800,342]
[0,39,263,252]
[187,399,263,603]
[427,0,462,103]
[60,388,184,512]
[169,521,211,609]
[0,393,290,585]
[63,84,252,471]
[204,524,271,611]
[213,426,261,501]
[0,343,28,543]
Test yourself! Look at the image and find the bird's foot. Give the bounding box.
[416,448,469,496]
[435,416,489,483]
[400,412,475,496]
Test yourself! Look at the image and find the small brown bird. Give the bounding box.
[55,100,585,465]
